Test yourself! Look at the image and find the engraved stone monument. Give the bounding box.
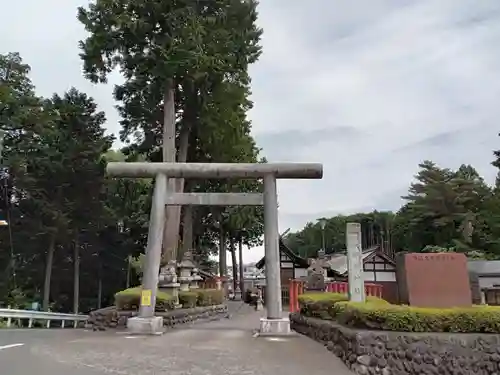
[397,252,472,307]
[346,222,365,302]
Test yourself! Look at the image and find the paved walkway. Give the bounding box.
[1,303,353,375]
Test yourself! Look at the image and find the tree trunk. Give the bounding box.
[162,81,193,264]
[97,276,102,310]
[230,236,238,293]
[97,255,102,309]
[175,120,191,195]
[73,232,80,314]
[179,205,193,261]
[238,236,244,292]
[161,82,177,264]
[126,255,131,288]
[172,124,193,258]
[42,234,56,311]
[219,228,227,295]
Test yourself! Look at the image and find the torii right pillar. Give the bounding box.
[259,173,287,335]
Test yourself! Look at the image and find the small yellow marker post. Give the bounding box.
[141,289,152,306]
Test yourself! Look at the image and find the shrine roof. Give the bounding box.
[198,269,218,279]
[255,237,309,269]
[325,245,393,275]
[468,260,500,276]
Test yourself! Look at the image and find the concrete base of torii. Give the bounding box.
[258,316,291,336]
[126,316,164,335]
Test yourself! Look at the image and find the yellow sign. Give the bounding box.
[141,289,152,306]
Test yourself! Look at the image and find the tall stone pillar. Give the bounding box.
[259,174,290,336]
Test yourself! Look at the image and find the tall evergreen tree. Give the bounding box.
[77,0,263,265]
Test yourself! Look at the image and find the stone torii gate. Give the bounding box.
[107,162,323,335]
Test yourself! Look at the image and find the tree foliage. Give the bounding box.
[77,0,264,265]
[0,0,266,311]
[0,53,146,312]
[286,154,500,261]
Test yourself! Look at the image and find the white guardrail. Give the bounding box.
[0,308,89,328]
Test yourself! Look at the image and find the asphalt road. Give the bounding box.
[0,308,352,375]
[0,329,105,375]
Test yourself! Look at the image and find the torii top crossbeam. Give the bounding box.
[106,162,323,179]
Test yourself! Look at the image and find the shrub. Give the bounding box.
[115,287,225,311]
[338,302,500,333]
[196,289,224,306]
[179,291,198,308]
[298,292,388,320]
[115,287,175,311]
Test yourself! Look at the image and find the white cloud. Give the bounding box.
[249,0,500,236]
[2,0,500,265]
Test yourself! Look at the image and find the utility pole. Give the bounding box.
[317,218,327,254]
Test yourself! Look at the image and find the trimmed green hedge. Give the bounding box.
[178,289,224,308]
[298,292,388,320]
[115,287,175,311]
[297,292,500,333]
[179,291,198,308]
[195,289,224,306]
[339,302,500,333]
[115,287,224,312]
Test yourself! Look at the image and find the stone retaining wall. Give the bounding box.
[89,304,228,331]
[290,312,500,375]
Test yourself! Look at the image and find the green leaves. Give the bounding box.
[397,162,492,253]
[285,211,395,258]
[286,155,500,260]
[0,51,146,311]
[78,0,264,261]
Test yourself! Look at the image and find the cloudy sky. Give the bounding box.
[2,0,500,264]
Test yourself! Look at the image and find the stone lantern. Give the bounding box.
[158,260,181,308]
[190,267,203,289]
[178,250,195,292]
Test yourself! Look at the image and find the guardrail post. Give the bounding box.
[28,318,33,328]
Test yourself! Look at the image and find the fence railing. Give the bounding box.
[0,308,89,328]
[326,281,383,297]
[288,280,384,313]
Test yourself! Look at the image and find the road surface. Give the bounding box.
[0,304,352,375]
